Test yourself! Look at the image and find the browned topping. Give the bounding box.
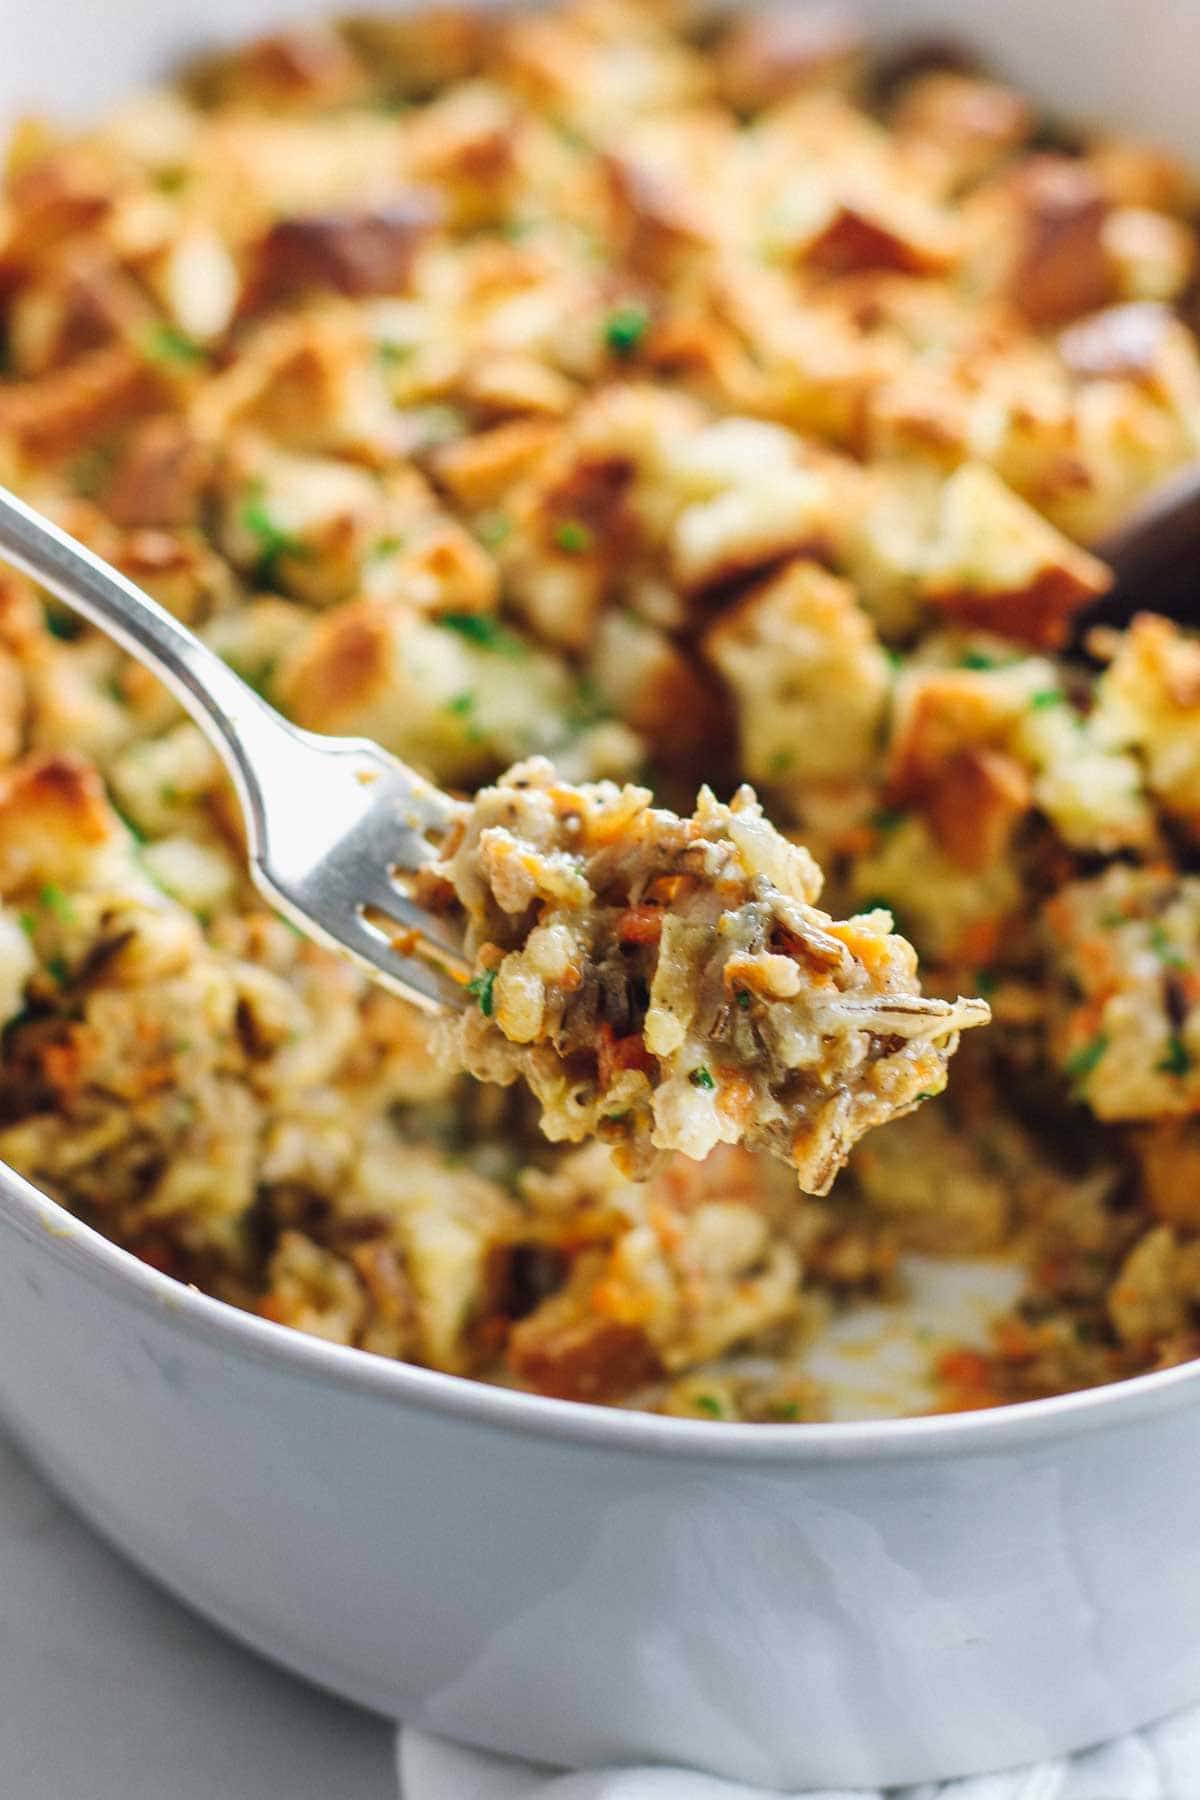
[924,746,1032,872]
[248,196,442,307]
[1007,156,1113,326]
[105,417,213,529]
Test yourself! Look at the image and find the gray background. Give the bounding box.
[0,1434,395,1799]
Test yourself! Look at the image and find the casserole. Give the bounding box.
[3,0,1200,1786]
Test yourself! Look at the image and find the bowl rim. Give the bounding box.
[8,1156,1200,1465]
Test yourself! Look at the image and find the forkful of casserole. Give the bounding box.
[0,484,990,1196]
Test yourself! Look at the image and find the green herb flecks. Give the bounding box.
[553,518,594,555]
[42,604,83,642]
[39,883,75,923]
[1158,1034,1193,1078]
[604,303,650,358]
[376,339,416,368]
[1150,924,1188,969]
[870,807,906,835]
[688,1065,716,1091]
[1030,689,1066,711]
[69,441,119,500]
[369,535,406,562]
[693,1393,723,1418]
[110,803,148,846]
[1064,1032,1109,1083]
[436,611,527,657]
[959,649,1000,671]
[446,690,484,743]
[141,321,208,368]
[240,489,307,588]
[467,968,497,1017]
[474,511,512,549]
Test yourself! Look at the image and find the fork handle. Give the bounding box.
[0,484,287,832]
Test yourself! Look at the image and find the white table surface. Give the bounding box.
[0,1431,396,1799]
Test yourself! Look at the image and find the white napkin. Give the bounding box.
[397,1710,1200,1800]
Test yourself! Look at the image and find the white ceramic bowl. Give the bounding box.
[6,3,1200,1787]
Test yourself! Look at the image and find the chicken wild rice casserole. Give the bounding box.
[2,0,1200,1419]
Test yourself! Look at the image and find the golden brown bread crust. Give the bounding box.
[2,1,1200,1419]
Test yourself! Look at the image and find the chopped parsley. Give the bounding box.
[736,988,752,1010]
[141,322,208,368]
[870,807,906,835]
[693,1393,724,1418]
[913,1091,937,1103]
[1158,1035,1192,1078]
[220,651,278,701]
[467,968,496,1017]
[973,967,997,998]
[69,442,118,499]
[474,511,513,549]
[376,339,415,368]
[1064,1032,1108,1082]
[446,690,484,742]
[42,604,83,642]
[767,749,794,776]
[769,1400,800,1421]
[436,611,526,657]
[604,303,650,358]
[1150,924,1187,969]
[111,803,148,846]
[553,518,594,555]
[859,896,896,923]
[17,912,35,940]
[688,1065,716,1091]
[39,884,75,923]
[369,535,405,561]
[565,676,611,732]
[1030,689,1066,711]
[959,649,1000,671]
[240,489,306,586]
[45,954,70,988]
[153,165,189,195]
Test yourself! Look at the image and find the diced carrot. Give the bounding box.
[994,1318,1036,1361]
[951,917,1001,965]
[590,1277,654,1326]
[935,1347,992,1387]
[616,904,663,946]
[716,1073,756,1129]
[596,1022,655,1087]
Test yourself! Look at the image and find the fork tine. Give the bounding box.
[312,905,468,1012]
[356,873,467,959]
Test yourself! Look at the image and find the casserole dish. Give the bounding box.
[3,0,1200,1787]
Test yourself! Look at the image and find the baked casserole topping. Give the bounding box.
[2,0,1200,1418]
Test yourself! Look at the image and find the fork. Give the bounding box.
[0,486,471,1012]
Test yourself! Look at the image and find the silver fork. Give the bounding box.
[0,486,471,1011]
